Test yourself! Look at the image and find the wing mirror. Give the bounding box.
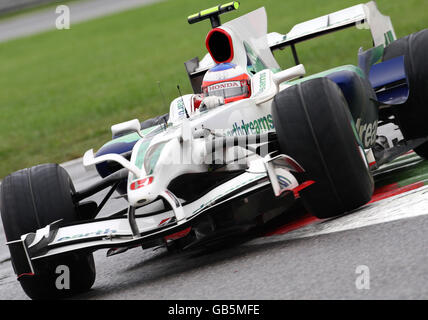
[272,64,306,86]
[111,119,143,138]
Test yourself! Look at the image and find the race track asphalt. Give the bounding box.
[1,0,427,301]
[0,0,163,43]
[1,153,428,300]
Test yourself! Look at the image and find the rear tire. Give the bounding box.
[0,164,96,299]
[383,29,428,159]
[272,78,374,218]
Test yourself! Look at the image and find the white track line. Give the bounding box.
[253,184,428,244]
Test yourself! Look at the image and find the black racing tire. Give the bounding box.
[383,29,428,159]
[272,77,374,219]
[0,164,96,299]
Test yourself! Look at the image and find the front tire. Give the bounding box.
[0,164,96,299]
[272,78,374,219]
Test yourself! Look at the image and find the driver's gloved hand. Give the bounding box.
[199,96,225,111]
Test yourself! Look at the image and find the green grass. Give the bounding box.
[0,0,427,178]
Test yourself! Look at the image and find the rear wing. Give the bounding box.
[268,1,396,65]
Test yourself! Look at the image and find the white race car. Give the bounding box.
[1,1,427,299]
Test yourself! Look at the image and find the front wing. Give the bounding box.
[8,153,305,278]
[8,171,271,277]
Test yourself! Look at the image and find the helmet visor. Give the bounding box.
[204,80,249,100]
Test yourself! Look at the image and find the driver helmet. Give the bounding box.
[201,63,251,104]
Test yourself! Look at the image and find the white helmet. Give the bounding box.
[201,63,251,104]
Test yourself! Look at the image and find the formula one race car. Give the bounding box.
[1,1,427,299]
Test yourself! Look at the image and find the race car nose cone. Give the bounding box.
[128,176,158,206]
